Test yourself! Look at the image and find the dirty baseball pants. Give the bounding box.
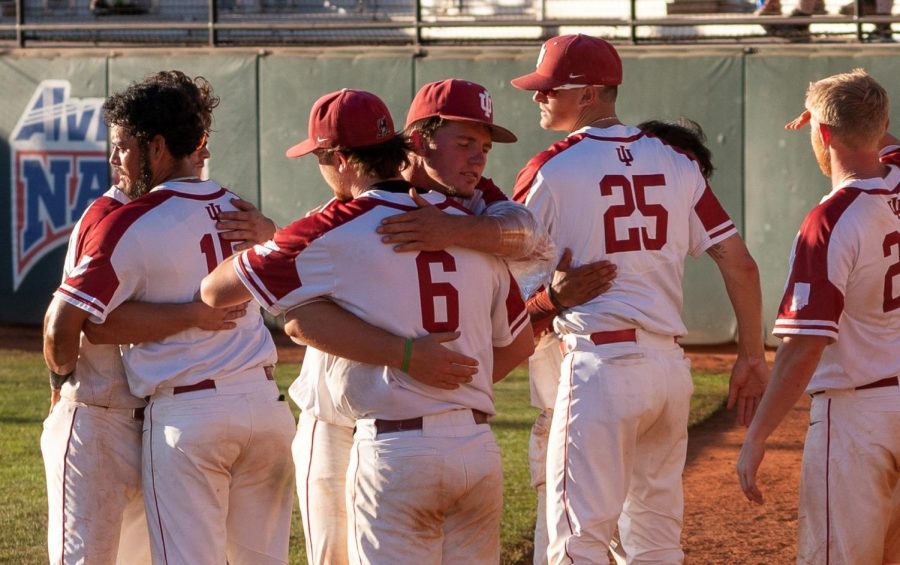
[347,408,503,564]
[799,383,900,564]
[143,369,296,565]
[41,398,151,565]
[293,412,354,565]
[546,331,692,565]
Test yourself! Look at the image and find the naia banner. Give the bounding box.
[9,80,108,291]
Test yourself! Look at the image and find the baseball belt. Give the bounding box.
[172,365,276,395]
[810,375,898,397]
[374,409,489,435]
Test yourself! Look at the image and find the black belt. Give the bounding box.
[172,366,275,395]
[374,409,489,435]
[811,376,898,397]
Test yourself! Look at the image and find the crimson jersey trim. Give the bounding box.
[56,190,182,319]
[240,192,460,307]
[773,187,864,340]
[512,133,589,203]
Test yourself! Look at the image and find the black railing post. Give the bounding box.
[15,0,24,47]
[414,0,422,46]
[630,0,637,44]
[209,0,218,47]
[855,0,864,40]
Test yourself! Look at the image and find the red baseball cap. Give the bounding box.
[511,34,622,91]
[286,89,396,158]
[405,79,517,143]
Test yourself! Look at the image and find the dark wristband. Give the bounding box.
[49,370,72,390]
[547,285,567,312]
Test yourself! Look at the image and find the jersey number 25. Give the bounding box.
[600,173,668,253]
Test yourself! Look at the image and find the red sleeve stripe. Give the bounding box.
[774,318,838,330]
[505,271,528,335]
[693,184,733,232]
[512,134,588,203]
[235,253,278,309]
[54,285,106,319]
[709,223,737,240]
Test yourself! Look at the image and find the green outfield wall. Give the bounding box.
[2,45,898,346]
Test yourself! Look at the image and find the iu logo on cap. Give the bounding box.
[376,116,390,138]
[479,91,493,119]
[616,146,634,166]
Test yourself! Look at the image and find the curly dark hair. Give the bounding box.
[638,118,714,179]
[319,135,411,180]
[103,70,219,160]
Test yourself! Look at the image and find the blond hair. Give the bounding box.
[805,69,888,147]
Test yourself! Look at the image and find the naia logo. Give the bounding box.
[9,80,108,291]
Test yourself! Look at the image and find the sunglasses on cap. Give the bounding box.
[536,84,592,98]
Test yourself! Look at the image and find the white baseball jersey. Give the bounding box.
[56,187,145,409]
[55,179,277,398]
[773,159,900,393]
[513,124,737,338]
[235,182,528,421]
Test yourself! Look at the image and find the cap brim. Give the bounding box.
[285,138,318,158]
[436,114,518,143]
[510,72,565,91]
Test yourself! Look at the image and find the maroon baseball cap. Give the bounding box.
[286,89,397,158]
[511,34,623,91]
[405,79,517,143]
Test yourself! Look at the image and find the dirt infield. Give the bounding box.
[6,326,800,562]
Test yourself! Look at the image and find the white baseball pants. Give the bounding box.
[546,332,692,565]
[292,412,354,565]
[41,397,150,565]
[143,370,296,565]
[799,384,900,564]
[347,409,503,565]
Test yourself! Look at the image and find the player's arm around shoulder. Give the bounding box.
[83,299,249,345]
[707,234,769,426]
[43,296,91,375]
[201,254,252,308]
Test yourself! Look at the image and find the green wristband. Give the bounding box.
[401,338,413,373]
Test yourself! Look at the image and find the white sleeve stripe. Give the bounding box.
[772,326,838,340]
[508,309,529,336]
[234,254,278,309]
[707,220,734,235]
[54,286,105,320]
[775,318,839,330]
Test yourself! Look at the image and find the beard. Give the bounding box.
[130,150,155,198]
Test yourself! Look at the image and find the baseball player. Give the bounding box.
[737,69,900,564]
[201,87,535,563]
[43,71,295,565]
[40,116,277,564]
[511,34,768,563]
[526,118,717,565]
[286,79,614,562]
[273,79,615,565]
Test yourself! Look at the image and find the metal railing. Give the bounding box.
[0,0,896,48]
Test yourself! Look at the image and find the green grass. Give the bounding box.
[1,352,728,564]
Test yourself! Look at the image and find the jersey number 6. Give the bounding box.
[416,251,460,332]
[600,173,669,253]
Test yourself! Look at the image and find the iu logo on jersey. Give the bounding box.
[205,203,223,221]
[889,196,900,220]
[616,145,634,167]
[10,80,108,291]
